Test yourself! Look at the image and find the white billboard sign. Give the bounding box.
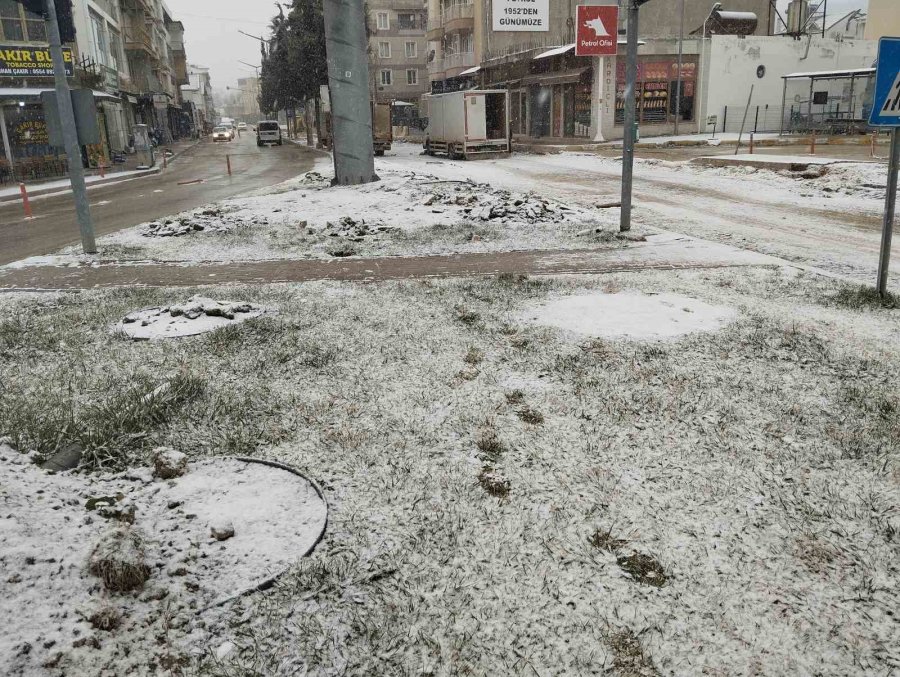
[493,0,549,32]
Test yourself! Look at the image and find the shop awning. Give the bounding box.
[521,67,591,87]
[0,87,121,102]
[534,44,575,60]
[458,65,480,76]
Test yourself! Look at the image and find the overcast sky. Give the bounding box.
[167,0,869,93]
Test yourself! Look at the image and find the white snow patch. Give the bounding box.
[520,290,737,340]
[0,450,326,676]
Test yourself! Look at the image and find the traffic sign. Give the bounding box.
[576,5,619,57]
[870,37,900,127]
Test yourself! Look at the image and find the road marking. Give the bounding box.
[154,189,165,193]
[91,200,112,206]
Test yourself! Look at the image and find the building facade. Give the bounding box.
[864,0,900,42]
[368,0,430,108]
[180,64,215,133]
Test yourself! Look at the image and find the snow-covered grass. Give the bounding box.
[1,265,899,675]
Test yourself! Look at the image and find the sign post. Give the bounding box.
[869,37,900,297]
[620,1,655,232]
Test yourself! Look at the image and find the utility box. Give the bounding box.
[423,90,510,160]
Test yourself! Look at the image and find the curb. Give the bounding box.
[0,138,202,205]
[0,167,161,204]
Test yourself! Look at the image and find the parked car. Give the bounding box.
[212,126,232,142]
[257,120,283,146]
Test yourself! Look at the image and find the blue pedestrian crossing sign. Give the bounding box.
[871,37,900,127]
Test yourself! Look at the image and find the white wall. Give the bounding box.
[698,35,877,133]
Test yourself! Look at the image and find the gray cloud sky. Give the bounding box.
[167,0,869,93]
[167,0,275,91]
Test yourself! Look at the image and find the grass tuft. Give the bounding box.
[829,285,899,310]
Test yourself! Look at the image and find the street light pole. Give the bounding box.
[45,0,96,253]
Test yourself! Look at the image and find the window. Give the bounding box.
[397,12,417,30]
[406,69,418,86]
[380,69,392,86]
[378,41,391,59]
[405,41,417,59]
[108,29,122,72]
[376,12,389,30]
[90,11,108,66]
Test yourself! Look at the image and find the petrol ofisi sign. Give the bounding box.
[575,5,619,57]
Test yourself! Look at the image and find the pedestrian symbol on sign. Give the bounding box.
[880,72,900,117]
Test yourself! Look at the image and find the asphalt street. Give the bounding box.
[0,134,319,265]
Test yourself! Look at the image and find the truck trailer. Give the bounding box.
[423,90,510,160]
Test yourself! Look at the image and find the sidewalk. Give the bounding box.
[0,235,782,291]
[0,137,201,204]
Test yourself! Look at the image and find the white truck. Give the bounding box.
[423,90,510,160]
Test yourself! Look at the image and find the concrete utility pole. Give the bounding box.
[323,0,377,185]
[620,2,640,232]
[45,0,96,253]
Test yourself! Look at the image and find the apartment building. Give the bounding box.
[180,64,215,133]
[368,0,429,109]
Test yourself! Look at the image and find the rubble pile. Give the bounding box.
[118,296,268,340]
[416,179,580,225]
[322,216,400,241]
[141,207,265,238]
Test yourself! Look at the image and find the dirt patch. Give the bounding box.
[617,552,669,588]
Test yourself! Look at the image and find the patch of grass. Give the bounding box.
[455,305,480,326]
[477,467,510,498]
[516,406,544,425]
[617,552,668,588]
[475,429,504,463]
[827,384,900,459]
[589,527,627,553]
[505,389,525,405]
[829,285,899,310]
[0,369,205,469]
[463,347,483,365]
[608,629,658,677]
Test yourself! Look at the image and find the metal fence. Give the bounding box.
[710,104,787,134]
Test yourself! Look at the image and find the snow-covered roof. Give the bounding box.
[534,44,575,60]
[783,67,876,80]
[458,65,480,76]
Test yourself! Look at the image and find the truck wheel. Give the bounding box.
[374,149,385,157]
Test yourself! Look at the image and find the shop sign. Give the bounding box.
[492,0,549,32]
[576,5,618,57]
[13,117,49,147]
[0,45,74,77]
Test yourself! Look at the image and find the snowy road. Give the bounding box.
[0,134,320,266]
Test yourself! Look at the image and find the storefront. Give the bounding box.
[484,45,594,140]
[614,56,698,129]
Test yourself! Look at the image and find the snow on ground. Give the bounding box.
[0,451,326,676]
[519,290,737,340]
[116,296,269,340]
[1,267,898,675]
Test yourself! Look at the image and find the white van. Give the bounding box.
[257,120,283,147]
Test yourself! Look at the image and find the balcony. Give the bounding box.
[426,18,444,41]
[442,2,474,31]
[428,51,476,78]
[124,26,155,56]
